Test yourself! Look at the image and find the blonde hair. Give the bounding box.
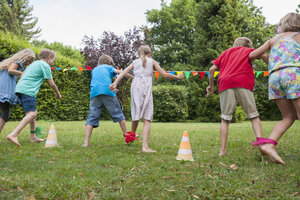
[0,48,36,71]
[98,54,115,66]
[39,49,56,61]
[278,12,300,32]
[233,37,253,48]
[138,45,152,67]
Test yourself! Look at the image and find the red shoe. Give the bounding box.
[125,131,139,144]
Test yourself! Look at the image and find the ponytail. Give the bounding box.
[138,45,152,68]
[142,55,146,68]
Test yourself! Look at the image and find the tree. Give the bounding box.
[192,0,275,69]
[0,0,41,40]
[146,0,276,70]
[81,27,144,69]
[146,0,197,70]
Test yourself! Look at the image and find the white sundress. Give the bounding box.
[131,57,154,121]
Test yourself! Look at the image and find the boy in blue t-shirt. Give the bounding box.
[82,54,133,147]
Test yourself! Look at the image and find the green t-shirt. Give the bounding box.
[15,60,53,97]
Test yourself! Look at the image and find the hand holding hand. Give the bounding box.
[109,83,117,92]
[178,73,184,80]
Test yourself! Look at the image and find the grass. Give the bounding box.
[0,121,299,200]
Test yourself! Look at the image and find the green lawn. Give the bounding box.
[0,121,299,200]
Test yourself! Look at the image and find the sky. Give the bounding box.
[29,0,299,49]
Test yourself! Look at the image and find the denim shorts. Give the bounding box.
[16,93,37,112]
[269,67,300,100]
[85,95,125,128]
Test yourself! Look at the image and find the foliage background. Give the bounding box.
[0,0,283,122]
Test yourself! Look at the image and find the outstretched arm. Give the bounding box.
[114,69,133,79]
[249,40,271,62]
[206,65,218,96]
[153,60,184,80]
[110,64,134,92]
[48,79,62,99]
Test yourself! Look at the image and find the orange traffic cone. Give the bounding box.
[176,131,194,161]
[45,124,59,148]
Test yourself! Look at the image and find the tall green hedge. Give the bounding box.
[1,31,281,122]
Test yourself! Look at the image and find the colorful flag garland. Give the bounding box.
[50,67,269,78]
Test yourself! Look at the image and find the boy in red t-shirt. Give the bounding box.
[206,37,267,157]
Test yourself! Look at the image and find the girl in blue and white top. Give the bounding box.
[0,49,36,134]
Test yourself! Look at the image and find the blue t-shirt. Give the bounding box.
[90,64,117,99]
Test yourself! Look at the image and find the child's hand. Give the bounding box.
[109,83,117,92]
[178,73,184,80]
[57,93,62,99]
[206,86,213,96]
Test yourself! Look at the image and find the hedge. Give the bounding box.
[1,31,281,122]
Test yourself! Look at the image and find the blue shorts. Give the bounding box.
[85,95,125,128]
[16,93,37,112]
[269,67,300,100]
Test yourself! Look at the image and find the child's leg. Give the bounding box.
[29,118,45,142]
[260,99,296,164]
[131,120,139,134]
[250,117,263,138]
[219,119,230,156]
[142,119,156,153]
[269,99,296,141]
[0,102,10,133]
[292,98,300,120]
[82,125,94,147]
[0,118,5,133]
[119,120,127,136]
[7,111,37,146]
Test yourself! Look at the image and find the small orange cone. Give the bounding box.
[45,124,59,148]
[176,131,194,161]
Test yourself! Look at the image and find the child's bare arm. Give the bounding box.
[47,79,62,99]
[110,64,134,91]
[114,69,133,79]
[7,63,23,77]
[249,40,271,62]
[153,60,184,80]
[258,53,269,65]
[206,65,218,96]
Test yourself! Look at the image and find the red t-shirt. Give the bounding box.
[212,47,255,93]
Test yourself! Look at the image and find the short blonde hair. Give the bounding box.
[233,37,253,48]
[98,54,115,66]
[39,49,56,61]
[279,12,300,32]
[138,45,152,67]
[0,48,36,71]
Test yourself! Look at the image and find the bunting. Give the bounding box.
[50,66,270,79]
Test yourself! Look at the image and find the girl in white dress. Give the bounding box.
[110,45,184,153]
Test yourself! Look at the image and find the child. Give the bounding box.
[249,12,300,164]
[6,49,62,146]
[110,45,184,153]
[0,49,36,134]
[82,54,133,147]
[206,37,266,157]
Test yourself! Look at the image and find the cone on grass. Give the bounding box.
[176,131,194,161]
[45,124,59,148]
